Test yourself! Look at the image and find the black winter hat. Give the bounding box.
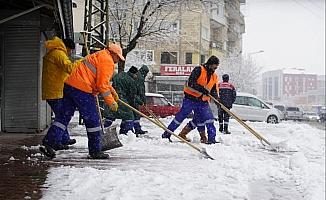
[222,74,229,82]
[128,66,138,74]
[205,55,219,65]
[63,38,75,50]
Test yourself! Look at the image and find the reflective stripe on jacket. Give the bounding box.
[65,49,116,105]
[42,37,81,100]
[184,66,218,101]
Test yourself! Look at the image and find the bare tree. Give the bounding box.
[218,55,262,94]
[108,0,190,72]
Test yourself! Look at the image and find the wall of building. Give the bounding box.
[262,70,323,106]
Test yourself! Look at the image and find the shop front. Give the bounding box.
[153,65,196,105]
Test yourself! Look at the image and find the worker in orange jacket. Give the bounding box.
[162,56,220,144]
[41,43,124,159]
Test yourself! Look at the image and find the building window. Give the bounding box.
[171,85,184,91]
[161,52,178,64]
[274,77,279,99]
[146,50,154,62]
[132,49,154,62]
[201,26,210,41]
[157,83,170,91]
[268,77,273,99]
[201,55,205,64]
[185,53,192,64]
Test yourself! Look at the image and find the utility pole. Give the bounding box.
[83,0,109,55]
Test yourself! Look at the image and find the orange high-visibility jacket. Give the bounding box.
[65,49,117,106]
[184,66,218,101]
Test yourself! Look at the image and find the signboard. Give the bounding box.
[160,65,197,76]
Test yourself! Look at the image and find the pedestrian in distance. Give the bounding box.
[218,74,236,134]
[162,55,220,144]
[41,42,124,159]
[41,37,83,152]
[103,66,144,136]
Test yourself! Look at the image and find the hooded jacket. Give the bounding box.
[135,65,149,104]
[104,71,142,120]
[42,37,81,100]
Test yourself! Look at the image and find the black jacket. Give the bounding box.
[218,81,236,108]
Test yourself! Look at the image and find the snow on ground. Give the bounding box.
[41,113,325,200]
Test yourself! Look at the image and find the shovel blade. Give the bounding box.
[101,125,123,151]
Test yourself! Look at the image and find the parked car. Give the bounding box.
[284,106,303,121]
[211,92,283,123]
[318,107,326,122]
[274,104,286,119]
[303,112,320,121]
[139,93,180,118]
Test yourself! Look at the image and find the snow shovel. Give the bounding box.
[118,99,214,160]
[208,94,273,147]
[95,96,123,151]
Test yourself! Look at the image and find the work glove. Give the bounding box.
[202,88,210,96]
[112,92,119,101]
[109,102,118,112]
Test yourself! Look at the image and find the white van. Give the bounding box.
[211,92,283,123]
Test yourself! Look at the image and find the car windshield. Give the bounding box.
[286,107,299,111]
[274,105,285,111]
[153,96,170,106]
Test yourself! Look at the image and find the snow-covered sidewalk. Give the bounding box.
[41,113,325,200]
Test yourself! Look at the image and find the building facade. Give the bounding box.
[262,69,324,106]
[140,0,246,105]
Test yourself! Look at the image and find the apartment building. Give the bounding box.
[262,69,324,106]
[143,0,246,105]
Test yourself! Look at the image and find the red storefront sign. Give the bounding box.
[160,65,196,76]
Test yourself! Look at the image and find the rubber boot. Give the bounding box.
[224,124,231,134]
[219,124,223,133]
[199,132,207,143]
[178,125,192,142]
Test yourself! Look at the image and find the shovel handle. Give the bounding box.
[118,99,207,153]
[209,95,271,146]
[143,106,165,127]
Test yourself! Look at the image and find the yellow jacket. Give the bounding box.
[42,37,81,100]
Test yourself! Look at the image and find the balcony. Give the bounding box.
[210,4,227,26]
[225,1,244,24]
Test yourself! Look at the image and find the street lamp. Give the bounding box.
[248,50,264,56]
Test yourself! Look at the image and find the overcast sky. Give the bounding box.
[241,0,325,75]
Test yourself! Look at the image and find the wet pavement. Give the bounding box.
[0,133,49,200]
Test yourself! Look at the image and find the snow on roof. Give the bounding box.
[282,68,307,75]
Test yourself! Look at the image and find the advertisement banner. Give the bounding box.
[160,65,197,76]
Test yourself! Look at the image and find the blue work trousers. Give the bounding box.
[43,84,102,154]
[167,97,216,141]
